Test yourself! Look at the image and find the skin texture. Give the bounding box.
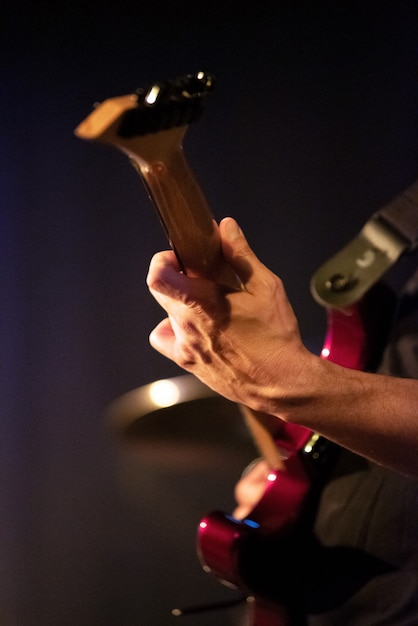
[147,217,418,477]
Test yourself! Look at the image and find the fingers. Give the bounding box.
[147,248,219,303]
[233,458,270,520]
[219,217,267,288]
[149,314,203,372]
[147,218,264,299]
[148,317,174,357]
[146,249,182,294]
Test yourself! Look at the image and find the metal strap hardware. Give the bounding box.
[311,179,418,308]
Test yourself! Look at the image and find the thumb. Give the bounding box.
[219,217,261,283]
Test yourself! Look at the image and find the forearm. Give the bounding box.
[267,352,418,476]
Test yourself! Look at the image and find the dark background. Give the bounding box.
[2,1,418,625]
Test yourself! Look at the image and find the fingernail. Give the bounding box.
[225,218,242,241]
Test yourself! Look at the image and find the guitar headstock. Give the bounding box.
[74,70,215,143]
[75,71,240,289]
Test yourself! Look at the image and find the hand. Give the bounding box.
[233,458,270,520]
[146,217,312,415]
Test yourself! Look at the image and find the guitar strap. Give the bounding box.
[378,179,418,249]
[311,178,418,309]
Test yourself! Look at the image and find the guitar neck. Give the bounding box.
[129,131,240,289]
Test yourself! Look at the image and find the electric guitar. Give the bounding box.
[75,72,418,625]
